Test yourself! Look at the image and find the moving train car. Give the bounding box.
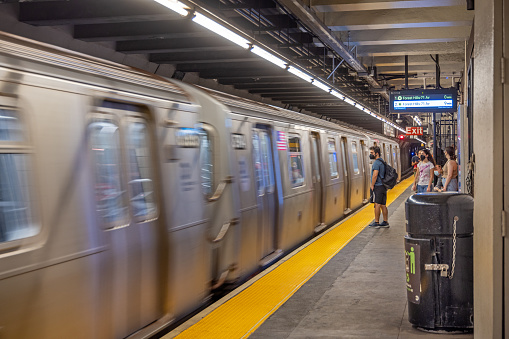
[0,31,402,338]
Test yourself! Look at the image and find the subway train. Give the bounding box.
[0,31,404,338]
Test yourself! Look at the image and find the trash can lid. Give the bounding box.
[405,193,473,235]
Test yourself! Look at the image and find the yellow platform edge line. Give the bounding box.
[175,176,414,339]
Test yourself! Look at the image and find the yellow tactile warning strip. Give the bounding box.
[175,176,414,339]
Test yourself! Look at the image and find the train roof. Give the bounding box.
[201,86,397,144]
[0,31,186,97]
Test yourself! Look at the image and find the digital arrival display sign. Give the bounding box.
[389,89,457,113]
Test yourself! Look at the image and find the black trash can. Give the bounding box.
[405,193,473,332]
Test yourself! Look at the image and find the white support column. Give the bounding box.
[473,0,504,337]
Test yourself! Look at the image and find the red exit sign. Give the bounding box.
[406,127,423,135]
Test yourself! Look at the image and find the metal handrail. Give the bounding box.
[208,175,234,202]
[208,218,239,244]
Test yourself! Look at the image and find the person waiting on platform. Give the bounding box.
[411,152,420,176]
[412,149,435,193]
[436,146,459,192]
[368,146,389,228]
[433,164,444,192]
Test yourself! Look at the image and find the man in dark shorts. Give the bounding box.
[369,146,389,228]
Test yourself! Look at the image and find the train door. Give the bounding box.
[310,132,323,227]
[252,125,277,259]
[392,146,399,179]
[90,104,160,338]
[340,137,351,214]
[360,140,369,203]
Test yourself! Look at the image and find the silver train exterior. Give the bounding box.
[0,32,402,339]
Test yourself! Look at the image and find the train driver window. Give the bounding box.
[252,133,264,196]
[126,120,156,221]
[328,139,339,178]
[0,108,39,244]
[90,118,129,227]
[260,131,275,193]
[288,135,305,187]
[198,126,214,198]
[351,142,360,174]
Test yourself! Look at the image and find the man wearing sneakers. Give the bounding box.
[368,146,389,228]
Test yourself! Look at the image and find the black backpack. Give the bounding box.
[377,159,398,189]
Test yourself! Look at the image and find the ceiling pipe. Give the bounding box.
[275,0,388,99]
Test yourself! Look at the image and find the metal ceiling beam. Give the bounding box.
[219,78,305,85]
[198,69,292,79]
[357,41,465,57]
[364,54,464,67]
[335,26,471,43]
[281,98,343,104]
[312,0,464,12]
[116,37,239,54]
[249,89,320,94]
[74,20,210,42]
[19,0,179,25]
[176,61,271,72]
[149,50,254,64]
[322,7,473,29]
[219,0,276,9]
[263,94,334,99]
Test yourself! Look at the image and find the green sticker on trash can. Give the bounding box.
[405,242,421,304]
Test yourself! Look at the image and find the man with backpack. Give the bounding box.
[368,146,390,228]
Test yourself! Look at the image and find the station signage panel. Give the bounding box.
[406,127,423,135]
[389,89,457,113]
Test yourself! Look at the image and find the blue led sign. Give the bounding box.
[389,89,457,113]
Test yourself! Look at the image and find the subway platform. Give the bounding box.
[165,178,473,339]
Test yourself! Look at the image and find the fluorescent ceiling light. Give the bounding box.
[192,13,250,49]
[251,46,287,69]
[344,97,355,106]
[153,0,189,16]
[312,80,331,92]
[331,91,344,100]
[288,66,313,83]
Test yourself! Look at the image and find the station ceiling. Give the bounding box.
[0,0,473,134]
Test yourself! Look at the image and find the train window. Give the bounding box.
[328,139,339,178]
[252,133,264,196]
[260,131,275,193]
[198,127,214,198]
[351,142,360,174]
[341,138,348,178]
[126,121,156,221]
[0,109,24,142]
[311,135,320,182]
[90,119,128,227]
[288,135,305,187]
[0,109,38,244]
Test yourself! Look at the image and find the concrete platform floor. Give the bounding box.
[250,186,474,339]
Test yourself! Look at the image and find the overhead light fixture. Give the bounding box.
[413,115,422,126]
[153,0,189,16]
[288,66,313,83]
[192,13,251,49]
[251,46,287,69]
[312,80,331,92]
[416,137,426,144]
[344,97,355,106]
[331,91,344,100]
